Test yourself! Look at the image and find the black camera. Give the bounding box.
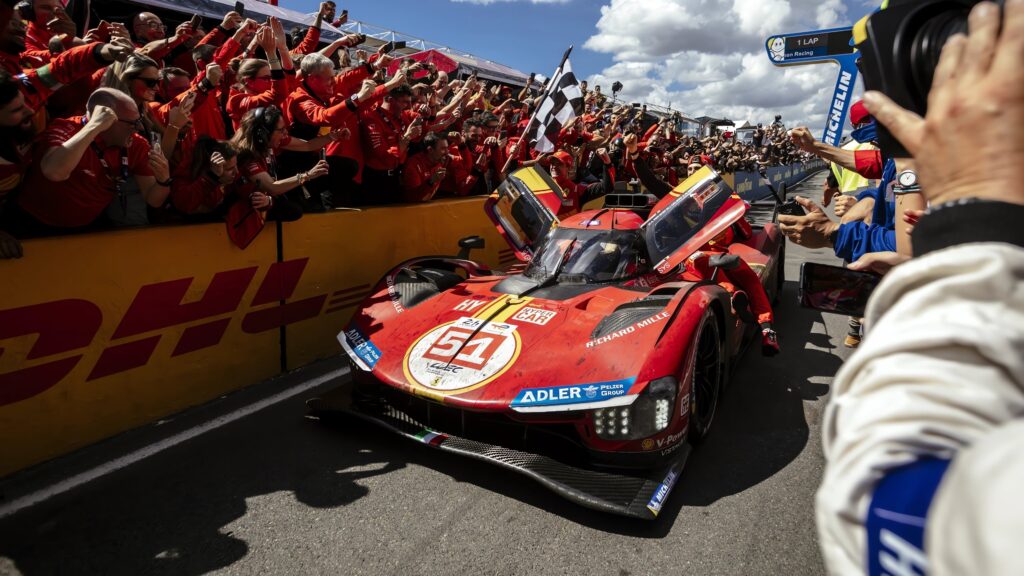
[856,0,1003,157]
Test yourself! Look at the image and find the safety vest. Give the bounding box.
[830,140,875,195]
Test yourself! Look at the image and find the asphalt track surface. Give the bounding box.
[0,172,854,576]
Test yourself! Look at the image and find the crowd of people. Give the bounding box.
[0,0,806,258]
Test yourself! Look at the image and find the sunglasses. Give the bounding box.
[135,77,160,89]
[118,117,144,130]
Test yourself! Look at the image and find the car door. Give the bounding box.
[484,166,565,262]
[641,166,748,275]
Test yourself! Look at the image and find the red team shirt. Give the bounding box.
[19,117,153,228]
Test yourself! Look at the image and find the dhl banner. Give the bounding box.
[0,198,505,477]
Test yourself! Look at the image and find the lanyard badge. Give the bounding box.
[91,142,130,211]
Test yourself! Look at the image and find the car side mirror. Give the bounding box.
[457,235,485,260]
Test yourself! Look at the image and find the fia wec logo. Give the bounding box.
[0,258,333,408]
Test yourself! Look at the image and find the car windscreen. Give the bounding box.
[524,228,649,284]
[641,174,732,266]
[490,176,558,254]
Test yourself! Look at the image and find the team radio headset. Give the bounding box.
[250,106,316,204]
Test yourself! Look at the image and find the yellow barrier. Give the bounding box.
[0,198,504,477]
[281,200,506,369]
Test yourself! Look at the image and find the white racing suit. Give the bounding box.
[815,199,1024,576]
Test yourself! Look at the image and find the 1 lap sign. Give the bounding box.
[765,26,859,146]
[405,318,520,393]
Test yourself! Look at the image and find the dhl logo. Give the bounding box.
[0,258,369,408]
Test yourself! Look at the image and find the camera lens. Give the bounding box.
[857,0,995,157]
[907,7,970,110]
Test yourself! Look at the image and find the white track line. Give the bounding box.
[0,366,348,520]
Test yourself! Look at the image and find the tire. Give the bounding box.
[687,313,724,445]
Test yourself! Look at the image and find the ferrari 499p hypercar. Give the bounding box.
[312,165,785,519]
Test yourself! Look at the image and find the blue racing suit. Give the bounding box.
[831,159,897,261]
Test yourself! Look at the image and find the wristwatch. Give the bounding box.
[893,169,921,194]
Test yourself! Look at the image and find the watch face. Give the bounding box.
[898,171,917,187]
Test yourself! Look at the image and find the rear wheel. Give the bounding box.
[688,314,723,444]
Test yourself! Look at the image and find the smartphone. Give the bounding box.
[234,1,245,17]
[341,9,348,19]
[319,148,327,161]
[190,14,202,29]
[777,199,805,216]
[381,40,405,53]
[798,262,881,317]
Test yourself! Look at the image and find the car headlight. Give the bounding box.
[591,376,677,440]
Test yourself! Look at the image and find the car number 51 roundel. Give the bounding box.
[403,317,521,394]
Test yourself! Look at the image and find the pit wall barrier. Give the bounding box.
[0,161,822,477]
[732,159,829,202]
[0,197,510,477]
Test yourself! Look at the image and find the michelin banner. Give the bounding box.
[732,159,828,203]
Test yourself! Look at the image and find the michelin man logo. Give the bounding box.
[768,37,785,62]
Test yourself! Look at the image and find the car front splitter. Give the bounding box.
[308,383,690,520]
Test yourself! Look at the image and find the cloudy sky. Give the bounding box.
[298,0,880,132]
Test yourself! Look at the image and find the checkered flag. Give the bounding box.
[523,48,584,154]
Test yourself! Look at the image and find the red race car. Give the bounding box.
[312,165,785,519]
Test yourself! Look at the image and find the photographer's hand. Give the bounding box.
[847,251,909,276]
[863,1,1023,207]
[833,195,859,219]
[788,127,857,171]
[778,197,840,249]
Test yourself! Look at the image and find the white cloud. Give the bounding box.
[732,0,792,38]
[815,0,848,28]
[583,0,863,133]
